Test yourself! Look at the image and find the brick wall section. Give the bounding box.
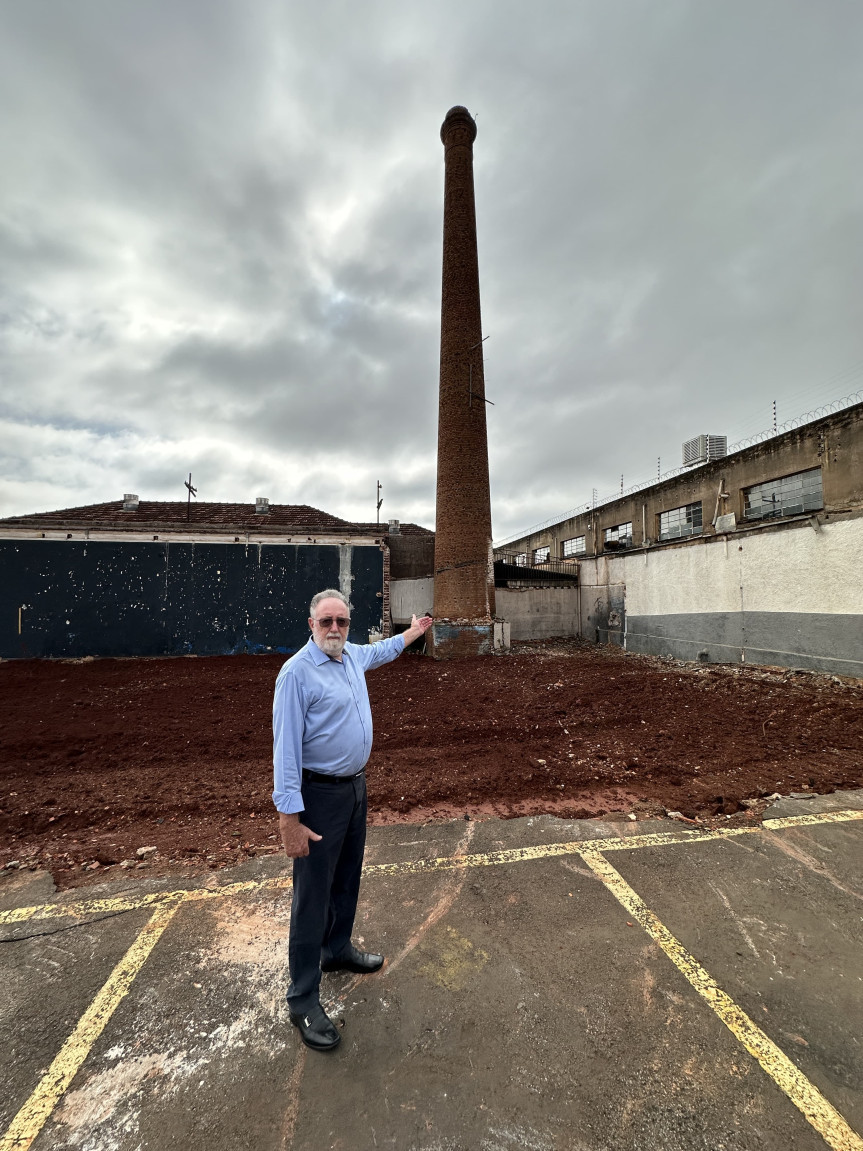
[433,106,496,622]
[388,533,435,579]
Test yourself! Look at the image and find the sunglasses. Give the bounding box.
[315,616,351,629]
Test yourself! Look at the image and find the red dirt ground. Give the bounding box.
[2,639,861,890]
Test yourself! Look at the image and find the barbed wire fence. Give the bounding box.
[493,388,863,549]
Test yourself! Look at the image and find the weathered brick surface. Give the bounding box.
[427,620,494,659]
[433,106,496,625]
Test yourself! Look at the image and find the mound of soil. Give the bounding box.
[1,638,861,890]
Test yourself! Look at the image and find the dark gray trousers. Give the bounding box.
[286,772,368,1014]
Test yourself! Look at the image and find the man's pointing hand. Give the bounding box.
[402,613,434,645]
[280,812,323,858]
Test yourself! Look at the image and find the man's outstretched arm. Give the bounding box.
[360,613,434,671]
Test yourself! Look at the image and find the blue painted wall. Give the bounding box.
[0,540,383,658]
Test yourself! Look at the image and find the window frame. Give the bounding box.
[603,522,633,548]
[658,501,703,541]
[562,535,586,558]
[743,467,823,522]
[533,545,551,564]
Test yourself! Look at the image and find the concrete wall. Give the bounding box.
[391,577,435,625]
[392,578,579,641]
[577,512,863,676]
[488,587,580,642]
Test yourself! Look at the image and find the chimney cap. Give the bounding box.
[122,493,139,510]
[255,497,270,514]
[441,106,476,145]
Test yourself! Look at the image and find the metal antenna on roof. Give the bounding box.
[184,473,197,522]
[376,480,383,525]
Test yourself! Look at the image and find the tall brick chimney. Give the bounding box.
[429,106,496,659]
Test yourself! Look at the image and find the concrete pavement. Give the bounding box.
[1,792,862,1151]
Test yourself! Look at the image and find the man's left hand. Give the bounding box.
[402,613,433,645]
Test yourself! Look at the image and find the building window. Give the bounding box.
[562,535,586,558]
[533,546,551,563]
[743,468,823,522]
[659,502,703,540]
[603,522,632,549]
[514,553,527,566]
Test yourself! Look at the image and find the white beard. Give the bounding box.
[314,633,346,658]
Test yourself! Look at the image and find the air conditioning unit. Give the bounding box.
[682,434,727,466]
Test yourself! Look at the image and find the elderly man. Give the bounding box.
[273,588,433,1051]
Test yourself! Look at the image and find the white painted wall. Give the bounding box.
[739,517,863,615]
[577,516,863,619]
[575,514,863,673]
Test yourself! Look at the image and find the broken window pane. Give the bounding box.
[603,522,632,548]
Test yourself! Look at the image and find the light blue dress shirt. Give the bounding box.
[272,634,406,814]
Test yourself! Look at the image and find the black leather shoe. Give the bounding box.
[321,944,385,974]
[290,1004,341,1051]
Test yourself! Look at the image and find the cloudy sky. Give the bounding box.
[2,0,862,541]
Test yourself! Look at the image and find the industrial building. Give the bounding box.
[492,402,863,676]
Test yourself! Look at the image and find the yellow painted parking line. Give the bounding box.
[0,895,186,1151]
[580,849,863,1151]
[2,808,861,927]
[0,874,294,927]
[763,809,863,831]
[0,835,715,924]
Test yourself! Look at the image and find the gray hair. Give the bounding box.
[309,588,350,617]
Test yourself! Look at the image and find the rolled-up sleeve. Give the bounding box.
[273,669,306,814]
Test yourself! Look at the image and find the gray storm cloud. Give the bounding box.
[1,0,862,537]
